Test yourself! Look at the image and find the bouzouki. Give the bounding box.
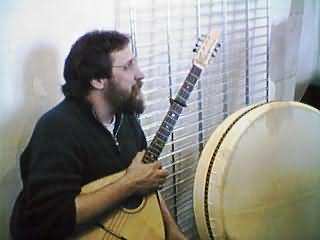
[74,31,221,240]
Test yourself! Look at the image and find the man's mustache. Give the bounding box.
[131,80,143,96]
[136,79,143,89]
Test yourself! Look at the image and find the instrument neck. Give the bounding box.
[143,65,202,163]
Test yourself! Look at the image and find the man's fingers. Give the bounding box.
[151,161,162,169]
[158,169,169,178]
[159,177,167,185]
[134,150,145,162]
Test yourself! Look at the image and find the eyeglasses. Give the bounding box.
[112,58,138,71]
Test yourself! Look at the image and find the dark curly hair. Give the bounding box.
[62,30,130,98]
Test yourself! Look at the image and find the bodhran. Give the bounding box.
[194,101,320,240]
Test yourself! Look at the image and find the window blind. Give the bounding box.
[115,0,269,238]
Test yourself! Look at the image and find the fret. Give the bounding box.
[159,125,170,136]
[160,122,174,132]
[171,102,183,114]
[147,146,160,158]
[183,81,194,92]
[180,88,190,98]
[164,116,176,125]
[185,78,195,89]
[166,114,179,125]
[186,73,198,85]
[175,95,187,106]
[156,131,169,142]
[149,144,162,155]
[175,80,194,107]
[146,135,167,163]
[178,88,190,100]
[156,138,166,147]
[150,143,161,152]
[191,64,202,76]
[167,110,179,121]
[144,152,157,163]
[152,138,165,149]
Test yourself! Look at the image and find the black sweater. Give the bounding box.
[10,97,147,239]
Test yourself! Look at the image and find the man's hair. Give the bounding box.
[62,30,130,98]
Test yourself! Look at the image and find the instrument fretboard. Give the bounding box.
[143,65,202,163]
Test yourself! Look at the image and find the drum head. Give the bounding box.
[194,101,320,240]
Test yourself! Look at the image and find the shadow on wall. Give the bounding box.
[0,45,62,239]
[269,0,304,101]
[300,73,320,109]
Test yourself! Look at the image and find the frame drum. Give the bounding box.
[193,101,320,240]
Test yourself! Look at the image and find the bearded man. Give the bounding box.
[10,30,186,240]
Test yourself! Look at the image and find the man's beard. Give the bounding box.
[106,78,145,114]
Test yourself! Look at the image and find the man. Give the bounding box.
[10,30,186,239]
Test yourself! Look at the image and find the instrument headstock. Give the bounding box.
[193,31,221,68]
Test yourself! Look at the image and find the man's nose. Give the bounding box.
[135,66,145,83]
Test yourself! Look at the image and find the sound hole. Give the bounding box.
[122,194,144,210]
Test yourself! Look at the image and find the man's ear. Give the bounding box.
[90,78,107,90]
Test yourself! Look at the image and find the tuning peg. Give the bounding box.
[193,48,198,53]
[197,34,206,42]
[216,42,221,48]
[198,34,207,42]
[211,47,219,57]
[197,37,204,42]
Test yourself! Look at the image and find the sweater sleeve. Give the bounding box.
[21,114,84,239]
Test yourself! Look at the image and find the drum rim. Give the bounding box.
[194,102,265,239]
[204,102,267,240]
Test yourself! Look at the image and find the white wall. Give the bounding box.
[0,1,115,238]
[294,0,320,98]
[269,0,320,100]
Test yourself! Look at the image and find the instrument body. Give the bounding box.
[74,171,165,239]
[194,101,320,240]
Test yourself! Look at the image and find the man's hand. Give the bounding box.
[75,150,168,224]
[125,151,168,195]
